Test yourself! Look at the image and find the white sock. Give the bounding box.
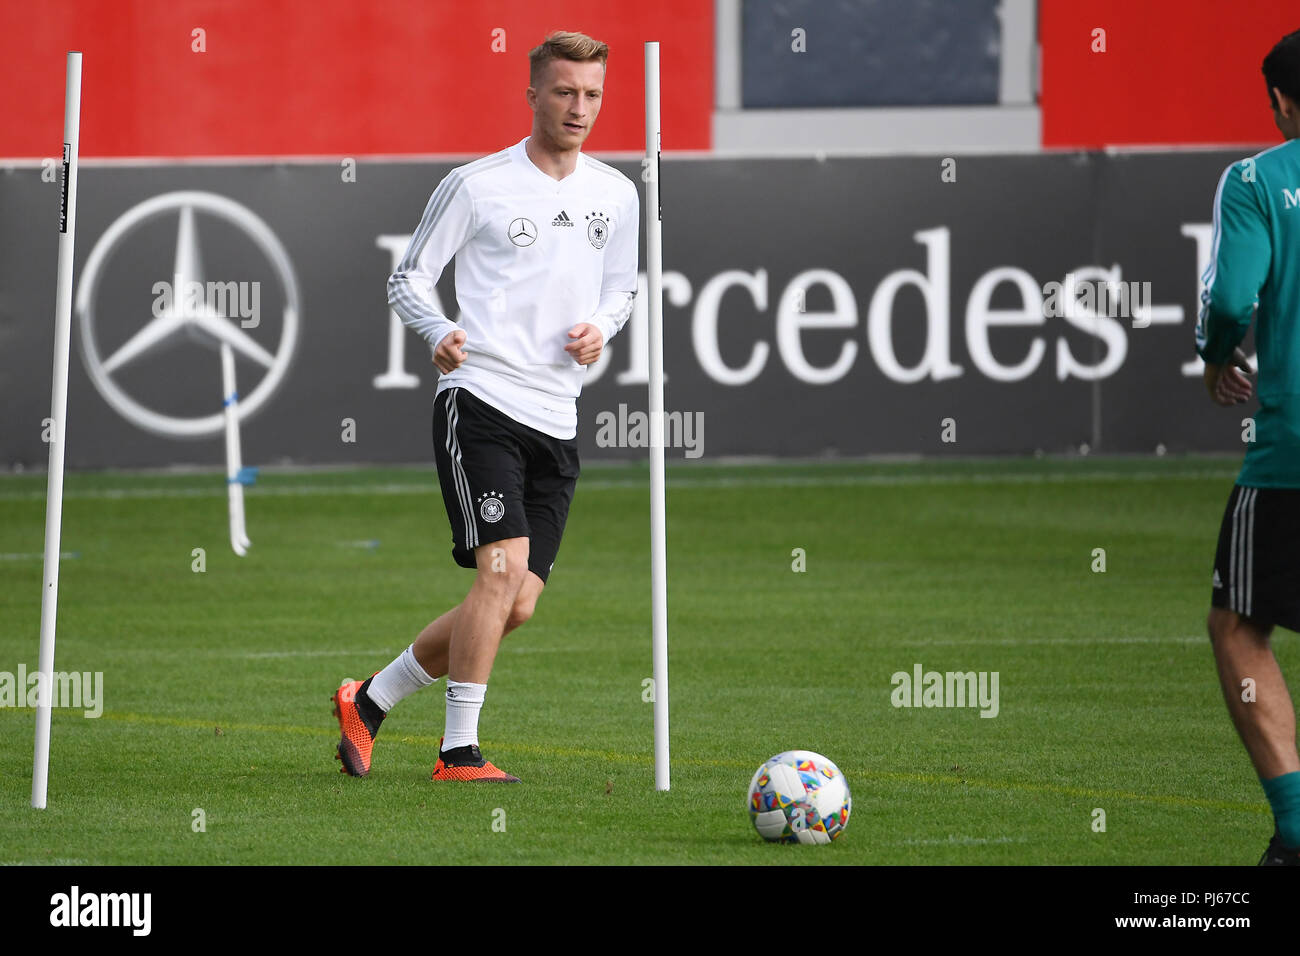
[367,644,436,712]
[443,680,487,751]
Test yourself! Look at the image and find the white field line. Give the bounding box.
[897,635,1206,646]
[233,644,579,660]
[77,635,1204,663]
[91,632,1201,660]
[236,649,388,659]
[0,469,1240,502]
[0,859,89,866]
[893,835,1029,846]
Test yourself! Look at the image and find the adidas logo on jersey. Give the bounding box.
[551,210,574,227]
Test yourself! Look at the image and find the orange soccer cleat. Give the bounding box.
[332,675,384,777]
[431,738,520,783]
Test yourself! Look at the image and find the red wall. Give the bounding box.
[1,0,712,158]
[1040,0,1298,149]
[12,1,1291,157]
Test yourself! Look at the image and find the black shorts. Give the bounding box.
[431,386,579,585]
[1211,484,1300,632]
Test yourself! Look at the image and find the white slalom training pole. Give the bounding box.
[645,41,670,792]
[221,342,251,555]
[33,51,82,810]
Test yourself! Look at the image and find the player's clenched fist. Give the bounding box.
[565,323,604,366]
[434,330,468,374]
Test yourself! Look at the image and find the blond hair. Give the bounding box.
[529,31,608,88]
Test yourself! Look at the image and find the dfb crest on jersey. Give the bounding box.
[586,212,608,250]
[478,491,505,523]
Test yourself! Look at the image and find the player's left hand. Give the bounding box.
[565,323,604,366]
[1204,347,1255,406]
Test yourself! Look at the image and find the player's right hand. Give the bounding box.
[1205,346,1254,406]
[433,330,468,374]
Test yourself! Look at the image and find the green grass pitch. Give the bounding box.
[0,456,1289,865]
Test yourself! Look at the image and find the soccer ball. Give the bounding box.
[747,750,851,844]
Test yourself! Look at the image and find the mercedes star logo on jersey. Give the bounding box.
[507,217,538,246]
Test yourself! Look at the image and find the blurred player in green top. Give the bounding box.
[1197,28,1300,866]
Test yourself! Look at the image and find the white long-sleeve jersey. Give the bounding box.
[388,136,639,439]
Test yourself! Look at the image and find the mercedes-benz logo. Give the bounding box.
[508,217,537,247]
[75,191,300,438]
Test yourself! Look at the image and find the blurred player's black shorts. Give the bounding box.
[431,385,579,585]
[1211,484,1300,631]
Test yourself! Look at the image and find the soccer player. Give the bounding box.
[1198,28,1300,865]
[332,31,638,782]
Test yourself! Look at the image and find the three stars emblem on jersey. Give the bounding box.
[585,211,609,250]
[478,491,505,523]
